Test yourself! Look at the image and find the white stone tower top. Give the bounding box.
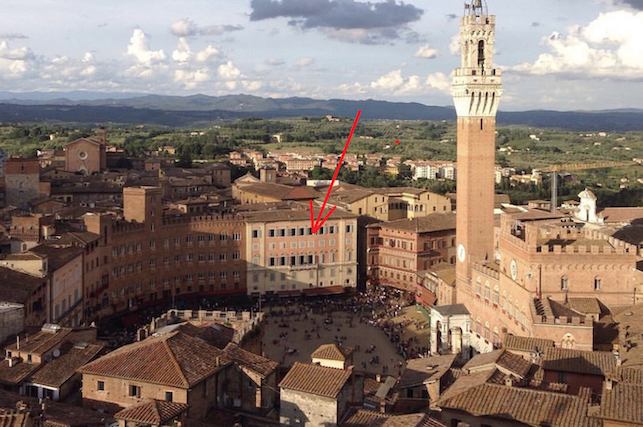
[452,0,503,117]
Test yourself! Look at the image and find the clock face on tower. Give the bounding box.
[457,244,466,263]
[510,259,518,281]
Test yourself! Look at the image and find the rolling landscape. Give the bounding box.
[1,92,643,131]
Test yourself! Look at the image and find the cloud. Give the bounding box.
[170,19,243,37]
[448,34,460,55]
[508,10,643,79]
[425,72,451,93]
[0,41,34,61]
[296,57,315,67]
[218,60,241,79]
[338,68,450,98]
[194,45,221,63]
[172,38,191,63]
[265,57,286,66]
[413,44,439,58]
[0,33,28,40]
[615,0,643,9]
[126,29,166,66]
[249,0,423,44]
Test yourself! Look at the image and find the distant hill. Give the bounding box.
[0,93,641,131]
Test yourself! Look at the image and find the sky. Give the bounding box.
[1,0,643,111]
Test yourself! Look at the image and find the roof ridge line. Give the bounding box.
[163,333,190,388]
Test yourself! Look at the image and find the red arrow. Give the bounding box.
[309,110,361,234]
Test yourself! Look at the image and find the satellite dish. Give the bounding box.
[52,349,60,358]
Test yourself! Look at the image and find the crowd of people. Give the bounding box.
[263,285,431,370]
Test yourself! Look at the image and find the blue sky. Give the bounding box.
[0,0,642,110]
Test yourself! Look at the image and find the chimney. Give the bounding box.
[16,336,19,350]
[504,376,513,387]
[605,377,613,391]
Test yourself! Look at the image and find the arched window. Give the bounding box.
[594,277,602,291]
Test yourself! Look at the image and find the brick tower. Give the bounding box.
[453,0,502,292]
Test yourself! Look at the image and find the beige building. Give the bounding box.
[78,331,233,420]
[243,207,358,296]
[31,244,84,327]
[279,362,358,427]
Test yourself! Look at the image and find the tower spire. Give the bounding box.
[466,0,487,17]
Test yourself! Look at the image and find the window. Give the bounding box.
[594,277,601,291]
[252,230,260,238]
[165,391,173,402]
[561,276,568,290]
[97,381,105,391]
[233,232,241,241]
[129,385,141,398]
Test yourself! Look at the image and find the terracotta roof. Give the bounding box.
[380,414,448,427]
[542,348,616,376]
[437,369,494,403]
[114,399,188,425]
[329,187,375,205]
[379,213,456,233]
[278,362,352,398]
[172,321,235,349]
[4,252,44,261]
[0,389,114,427]
[78,332,231,388]
[341,408,386,427]
[611,224,643,245]
[566,298,602,315]
[31,245,84,273]
[397,354,456,389]
[600,207,643,223]
[0,266,46,305]
[29,343,103,388]
[5,328,74,355]
[614,366,643,384]
[503,335,554,354]
[0,359,40,387]
[596,382,643,424]
[222,343,278,378]
[55,232,101,247]
[462,349,531,379]
[237,182,304,201]
[495,351,532,378]
[0,409,30,427]
[341,409,448,427]
[432,304,469,316]
[242,206,356,222]
[427,263,456,286]
[438,383,599,427]
[311,343,354,362]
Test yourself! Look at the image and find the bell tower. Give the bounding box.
[453,0,502,292]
